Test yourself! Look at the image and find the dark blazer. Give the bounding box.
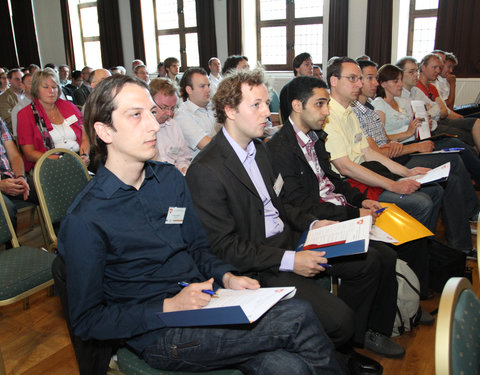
[186,129,316,274]
[73,84,92,106]
[267,120,367,221]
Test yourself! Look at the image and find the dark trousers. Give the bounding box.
[3,174,38,228]
[260,242,397,346]
[407,152,479,250]
[143,299,341,375]
[330,242,397,344]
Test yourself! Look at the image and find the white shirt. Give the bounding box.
[208,73,222,97]
[174,99,217,158]
[434,76,450,102]
[154,118,192,173]
[50,120,79,152]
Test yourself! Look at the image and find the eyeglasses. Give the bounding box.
[157,104,177,113]
[338,75,363,83]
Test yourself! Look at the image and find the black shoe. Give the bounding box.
[464,248,477,261]
[348,351,383,375]
[417,308,434,325]
[364,329,405,358]
[420,289,435,300]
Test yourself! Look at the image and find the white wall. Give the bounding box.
[32,0,66,66]
[347,0,368,59]
[214,0,229,62]
[118,1,135,73]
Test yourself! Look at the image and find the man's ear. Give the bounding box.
[291,99,303,114]
[329,76,338,89]
[224,105,237,121]
[93,122,113,145]
[185,85,193,96]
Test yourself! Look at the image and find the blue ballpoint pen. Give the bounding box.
[318,263,332,268]
[178,281,219,297]
[375,207,387,214]
[442,148,463,152]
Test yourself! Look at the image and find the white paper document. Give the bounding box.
[411,100,431,140]
[304,216,372,253]
[400,162,450,184]
[204,287,296,322]
[370,225,398,243]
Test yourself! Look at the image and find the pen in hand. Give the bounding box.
[375,207,387,214]
[178,281,219,298]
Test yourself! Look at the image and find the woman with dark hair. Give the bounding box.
[221,55,249,75]
[17,68,89,172]
[373,64,422,143]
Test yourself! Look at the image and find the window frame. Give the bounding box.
[152,0,198,71]
[255,0,323,71]
[77,1,100,66]
[406,0,438,57]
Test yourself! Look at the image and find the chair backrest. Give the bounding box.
[477,219,479,278]
[435,277,480,375]
[33,148,91,249]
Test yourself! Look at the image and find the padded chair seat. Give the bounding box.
[116,347,243,375]
[0,246,55,300]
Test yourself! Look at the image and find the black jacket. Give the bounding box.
[267,120,367,221]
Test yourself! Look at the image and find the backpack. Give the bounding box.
[392,259,421,337]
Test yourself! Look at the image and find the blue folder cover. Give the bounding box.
[157,306,251,327]
[295,230,366,258]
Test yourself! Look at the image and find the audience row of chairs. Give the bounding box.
[0,148,479,374]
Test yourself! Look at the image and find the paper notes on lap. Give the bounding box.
[157,287,296,326]
[399,162,450,185]
[300,216,372,258]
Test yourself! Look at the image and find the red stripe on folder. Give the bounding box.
[302,240,346,251]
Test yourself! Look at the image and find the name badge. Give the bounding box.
[65,114,78,126]
[165,207,186,224]
[273,174,284,197]
[354,133,362,144]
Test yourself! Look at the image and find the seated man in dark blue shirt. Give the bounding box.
[58,74,340,374]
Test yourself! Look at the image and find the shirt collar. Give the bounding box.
[97,161,158,198]
[290,119,318,147]
[222,127,256,164]
[330,97,353,116]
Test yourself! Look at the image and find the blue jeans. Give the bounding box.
[406,152,479,250]
[378,185,443,233]
[142,299,341,375]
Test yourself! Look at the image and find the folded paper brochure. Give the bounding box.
[157,287,296,327]
[296,216,372,258]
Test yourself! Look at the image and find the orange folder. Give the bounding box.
[375,203,434,245]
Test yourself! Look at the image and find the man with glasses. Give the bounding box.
[150,78,191,174]
[175,67,216,159]
[324,57,442,231]
[0,69,24,132]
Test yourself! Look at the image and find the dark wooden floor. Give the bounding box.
[0,209,478,375]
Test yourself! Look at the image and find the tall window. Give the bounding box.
[407,0,439,60]
[142,0,199,71]
[68,0,103,68]
[256,0,324,71]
